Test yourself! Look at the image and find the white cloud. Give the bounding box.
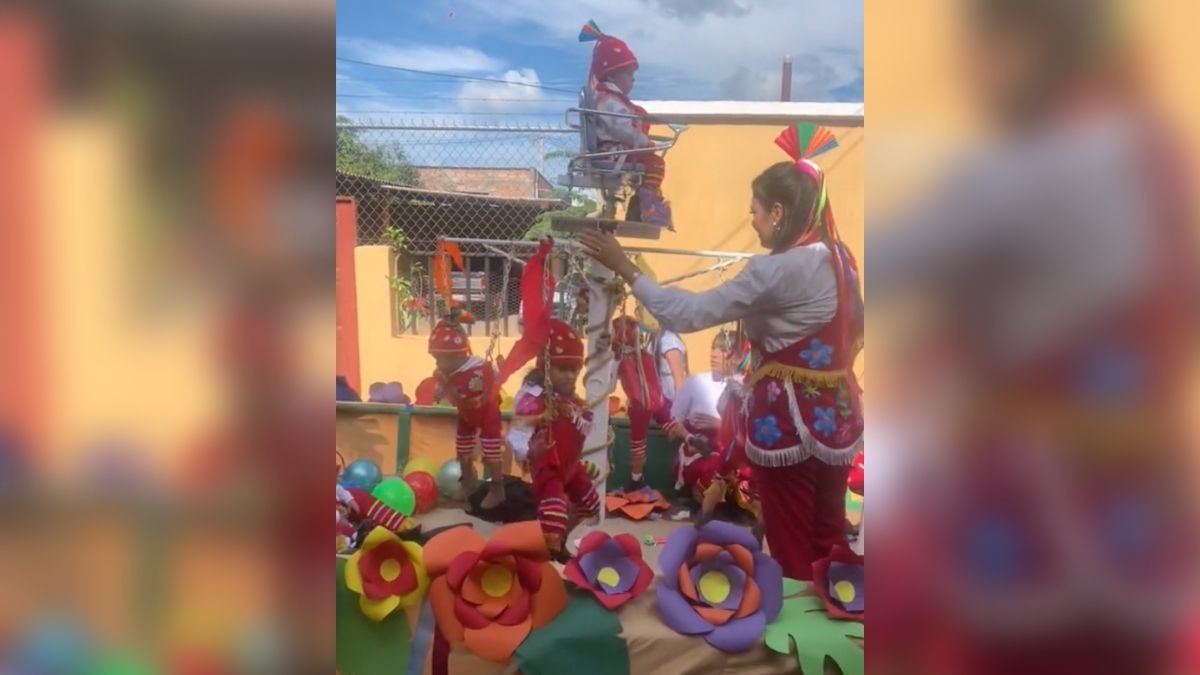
[337,37,505,74]
[457,0,862,101]
[457,68,549,113]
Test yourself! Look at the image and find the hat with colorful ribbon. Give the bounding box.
[579,19,638,91]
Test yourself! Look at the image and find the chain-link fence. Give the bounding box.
[336,122,599,338]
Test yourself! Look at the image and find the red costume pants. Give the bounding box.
[628,397,673,467]
[456,415,502,463]
[532,462,599,538]
[753,458,851,580]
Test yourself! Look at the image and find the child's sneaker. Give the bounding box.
[636,187,673,230]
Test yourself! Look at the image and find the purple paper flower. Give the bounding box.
[564,532,653,610]
[656,521,783,653]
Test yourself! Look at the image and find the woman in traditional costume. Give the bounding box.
[580,125,864,580]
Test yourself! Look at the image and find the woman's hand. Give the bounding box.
[578,231,639,282]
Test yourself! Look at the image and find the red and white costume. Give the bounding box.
[580,20,671,227]
[611,316,680,474]
[668,372,726,499]
[629,145,864,579]
[336,484,407,538]
[427,320,503,465]
[494,239,600,551]
[504,321,601,545]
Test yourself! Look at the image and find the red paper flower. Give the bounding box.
[423,522,568,663]
[563,532,653,610]
[343,526,429,621]
[812,544,864,621]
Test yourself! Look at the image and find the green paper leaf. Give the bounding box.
[515,589,630,675]
[765,580,863,675]
[336,557,412,675]
[782,578,809,596]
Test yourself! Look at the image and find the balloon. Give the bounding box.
[372,477,416,516]
[402,456,440,478]
[436,459,463,499]
[404,471,438,513]
[342,459,383,491]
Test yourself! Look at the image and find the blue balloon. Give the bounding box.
[342,459,383,492]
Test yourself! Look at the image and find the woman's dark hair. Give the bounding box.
[751,162,820,251]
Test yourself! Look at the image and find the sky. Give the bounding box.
[336,0,864,127]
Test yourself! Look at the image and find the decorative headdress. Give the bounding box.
[773,123,864,362]
[427,240,476,357]
[579,19,639,91]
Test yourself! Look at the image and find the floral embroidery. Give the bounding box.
[802,383,822,400]
[752,416,783,447]
[801,338,833,369]
[766,381,783,404]
[813,407,838,438]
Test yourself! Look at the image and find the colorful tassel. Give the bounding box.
[579,19,603,42]
[774,122,839,162]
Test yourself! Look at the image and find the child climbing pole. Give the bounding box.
[493,239,601,560]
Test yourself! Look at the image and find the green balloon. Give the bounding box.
[436,460,463,499]
[371,477,416,516]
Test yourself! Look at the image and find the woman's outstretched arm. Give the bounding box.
[579,230,774,334]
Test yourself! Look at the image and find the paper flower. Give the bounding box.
[423,522,568,663]
[343,526,429,622]
[812,545,864,621]
[605,488,670,521]
[564,532,653,610]
[752,416,782,447]
[656,520,783,652]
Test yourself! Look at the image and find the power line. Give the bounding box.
[336,57,578,94]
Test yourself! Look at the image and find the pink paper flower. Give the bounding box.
[563,532,654,610]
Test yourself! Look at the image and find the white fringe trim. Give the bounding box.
[744,379,862,467]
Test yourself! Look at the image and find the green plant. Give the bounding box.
[336,116,422,186]
[524,187,596,240]
[384,226,428,332]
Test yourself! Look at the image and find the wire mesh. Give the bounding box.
[336,122,600,336]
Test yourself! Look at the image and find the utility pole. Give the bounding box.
[781,55,793,102]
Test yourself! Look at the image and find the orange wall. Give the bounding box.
[354,120,865,393]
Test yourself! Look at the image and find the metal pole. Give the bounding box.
[580,262,616,529]
[781,55,793,102]
[440,237,754,261]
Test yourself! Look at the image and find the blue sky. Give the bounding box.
[336,0,863,126]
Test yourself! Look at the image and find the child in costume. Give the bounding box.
[579,20,673,229]
[336,482,411,551]
[493,239,600,558]
[426,308,506,510]
[504,320,600,559]
[610,315,690,491]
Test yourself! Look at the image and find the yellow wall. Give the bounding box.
[354,120,865,393]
